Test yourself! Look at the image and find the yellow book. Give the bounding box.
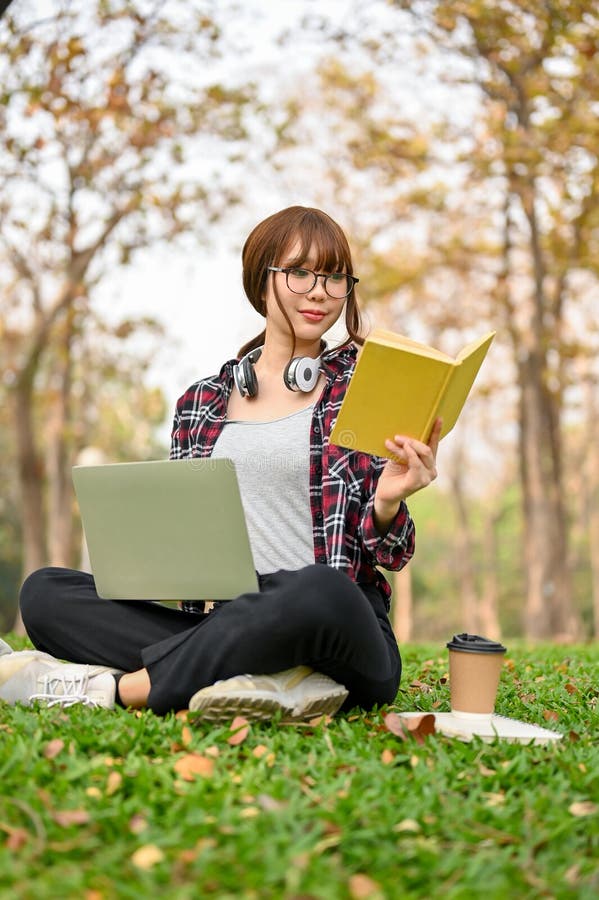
[329,328,496,457]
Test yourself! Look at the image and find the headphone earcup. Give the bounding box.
[233,353,259,398]
[284,356,321,393]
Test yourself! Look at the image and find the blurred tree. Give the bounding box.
[280,0,598,638]
[388,2,597,637]
[0,0,257,625]
[0,394,21,630]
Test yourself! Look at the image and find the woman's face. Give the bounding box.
[262,239,348,348]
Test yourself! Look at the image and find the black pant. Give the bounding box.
[20,563,401,715]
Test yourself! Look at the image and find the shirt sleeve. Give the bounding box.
[358,458,415,571]
[169,399,183,460]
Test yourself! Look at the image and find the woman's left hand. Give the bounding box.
[373,418,442,532]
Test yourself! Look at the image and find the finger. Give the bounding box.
[403,440,438,484]
[384,437,407,462]
[399,436,436,469]
[394,434,430,456]
[427,418,442,456]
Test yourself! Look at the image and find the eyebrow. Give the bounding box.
[282,261,345,271]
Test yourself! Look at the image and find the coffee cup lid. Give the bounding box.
[446,633,507,654]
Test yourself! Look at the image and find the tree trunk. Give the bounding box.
[517,351,578,639]
[479,508,502,641]
[449,450,479,633]
[11,377,47,633]
[392,565,413,643]
[510,175,578,640]
[586,382,599,638]
[46,313,75,567]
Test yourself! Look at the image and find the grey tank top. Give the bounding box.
[211,405,315,575]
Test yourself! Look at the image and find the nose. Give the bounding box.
[307,274,328,300]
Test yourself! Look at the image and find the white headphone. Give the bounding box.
[233,345,325,398]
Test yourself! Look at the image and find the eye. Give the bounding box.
[327,273,345,282]
[288,268,311,278]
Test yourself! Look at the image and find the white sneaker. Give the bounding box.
[189,665,348,723]
[0,650,121,709]
[0,636,16,656]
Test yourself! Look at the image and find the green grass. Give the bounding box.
[1,637,598,899]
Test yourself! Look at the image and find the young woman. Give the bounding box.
[0,206,440,722]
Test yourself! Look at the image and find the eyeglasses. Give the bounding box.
[267,266,359,300]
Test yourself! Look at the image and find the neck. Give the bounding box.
[257,333,323,374]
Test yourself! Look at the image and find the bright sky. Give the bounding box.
[9,1,483,449]
[89,0,395,438]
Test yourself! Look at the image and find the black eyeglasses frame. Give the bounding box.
[267,265,359,299]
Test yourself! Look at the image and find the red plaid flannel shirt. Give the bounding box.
[170,343,415,611]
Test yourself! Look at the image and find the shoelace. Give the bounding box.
[29,668,100,708]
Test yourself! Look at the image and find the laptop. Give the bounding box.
[72,459,259,601]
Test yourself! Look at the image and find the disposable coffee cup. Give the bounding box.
[446,633,507,718]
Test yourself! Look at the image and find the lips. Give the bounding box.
[299,310,326,322]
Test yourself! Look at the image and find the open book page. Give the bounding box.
[368,328,455,363]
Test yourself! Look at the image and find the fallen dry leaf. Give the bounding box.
[564,863,581,885]
[393,819,420,833]
[131,843,164,869]
[568,801,598,817]
[483,792,506,807]
[306,714,333,727]
[409,679,432,694]
[128,814,148,835]
[381,748,395,765]
[252,744,269,758]
[313,833,342,855]
[174,753,215,781]
[348,873,383,899]
[106,771,122,796]
[239,806,259,819]
[564,682,578,695]
[383,712,435,743]
[43,738,65,760]
[257,793,287,812]
[543,709,559,722]
[36,789,53,808]
[227,716,250,746]
[181,725,193,747]
[2,825,29,851]
[53,809,91,827]
[177,837,217,864]
[383,712,408,740]
[404,714,436,744]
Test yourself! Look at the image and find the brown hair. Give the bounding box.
[237,206,365,358]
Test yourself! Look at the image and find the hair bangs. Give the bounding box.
[280,213,353,275]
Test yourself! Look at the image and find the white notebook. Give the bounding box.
[399,712,563,745]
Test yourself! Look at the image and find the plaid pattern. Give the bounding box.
[170,344,415,611]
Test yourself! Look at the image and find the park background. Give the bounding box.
[1,0,598,645]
